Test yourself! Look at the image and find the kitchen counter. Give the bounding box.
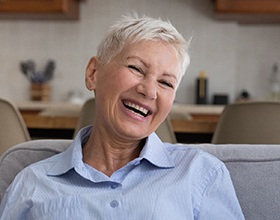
[170,104,224,134]
[16,101,224,140]
[16,101,82,130]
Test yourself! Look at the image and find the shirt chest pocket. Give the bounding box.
[28,196,87,220]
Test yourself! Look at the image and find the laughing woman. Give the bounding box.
[0,14,244,220]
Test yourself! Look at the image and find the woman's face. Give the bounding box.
[86,40,180,141]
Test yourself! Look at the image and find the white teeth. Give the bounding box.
[124,101,149,115]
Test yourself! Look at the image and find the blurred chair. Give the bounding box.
[73,98,96,137]
[156,116,177,143]
[212,102,280,144]
[73,98,177,143]
[0,139,71,202]
[0,98,31,155]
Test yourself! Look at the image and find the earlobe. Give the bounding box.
[85,57,98,91]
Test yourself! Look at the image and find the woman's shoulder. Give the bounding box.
[164,142,226,171]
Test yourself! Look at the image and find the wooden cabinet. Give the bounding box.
[215,0,280,13]
[0,0,80,20]
[214,0,280,23]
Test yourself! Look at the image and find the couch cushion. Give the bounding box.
[0,139,72,201]
[196,144,280,220]
[1,141,280,220]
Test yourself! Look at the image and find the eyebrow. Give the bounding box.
[126,56,149,68]
[163,73,178,82]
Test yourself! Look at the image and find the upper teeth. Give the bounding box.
[124,101,149,115]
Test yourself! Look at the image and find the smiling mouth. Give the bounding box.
[123,101,151,117]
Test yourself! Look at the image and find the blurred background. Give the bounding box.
[0,0,280,104]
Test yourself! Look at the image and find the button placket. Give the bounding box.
[108,182,123,210]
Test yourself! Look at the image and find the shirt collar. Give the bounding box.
[139,132,175,168]
[47,126,91,176]
[47,126,174,176]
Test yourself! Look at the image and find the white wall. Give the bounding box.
[0,0,280,104]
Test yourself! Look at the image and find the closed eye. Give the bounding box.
[128,65,142,73]
[159,80,174,89]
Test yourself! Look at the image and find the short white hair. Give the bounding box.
[97,14,191,85]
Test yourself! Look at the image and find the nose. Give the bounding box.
[136,78,157,100]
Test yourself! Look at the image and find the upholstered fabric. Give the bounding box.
[1,140,280,220]
[0,139,71,201]
[195,144,280,220]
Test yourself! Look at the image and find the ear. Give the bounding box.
[85,57,98,91]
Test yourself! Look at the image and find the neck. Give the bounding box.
[82,128,145,177]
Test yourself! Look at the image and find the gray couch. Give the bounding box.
[1,140,280,220]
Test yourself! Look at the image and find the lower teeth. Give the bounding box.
[128,108,144,117]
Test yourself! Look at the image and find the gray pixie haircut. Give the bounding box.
[97,14,191,84]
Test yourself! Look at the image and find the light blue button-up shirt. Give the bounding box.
[0,126,244,220]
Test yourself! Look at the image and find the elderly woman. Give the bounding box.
[0,15,244,219]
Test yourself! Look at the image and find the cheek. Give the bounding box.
[158,92,175,114]
[96,70,122,92]
[104,67,135,88]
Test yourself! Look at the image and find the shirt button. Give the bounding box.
[110,200,119,208]
[111,184,118,189]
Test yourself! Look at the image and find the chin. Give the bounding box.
[119,129,149,141]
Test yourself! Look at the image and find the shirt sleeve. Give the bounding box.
[196,163,245,220]
[0,170,32,220]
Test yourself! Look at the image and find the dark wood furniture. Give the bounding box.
[0,0,81,20]
[214,0,280,23]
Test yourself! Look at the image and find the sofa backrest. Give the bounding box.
[0,139,72,201]
[196,144,280,220]
[1,140,280,219]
